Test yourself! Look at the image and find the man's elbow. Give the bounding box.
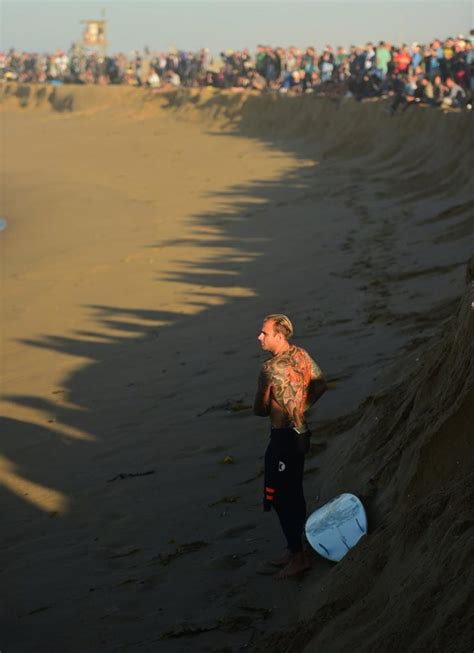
[253,403,270,416]
[318,379,328,398]
[309,378,327,403]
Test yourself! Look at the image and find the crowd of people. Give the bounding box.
[1,34,472,110]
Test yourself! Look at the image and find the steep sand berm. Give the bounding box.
[1,85,473,652]
[255,267,474,653]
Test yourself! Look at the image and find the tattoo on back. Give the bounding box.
[262,345,322,428]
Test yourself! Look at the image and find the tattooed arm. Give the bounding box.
[253,363,272,416]
[305,357,327,410]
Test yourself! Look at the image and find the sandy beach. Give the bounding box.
[1,84,473,652]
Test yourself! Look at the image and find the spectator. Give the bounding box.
[442,76,466,108]
[320,51,334,83]
[416,77,435,105]
[432,74,446,105]
[376,41,391,79]
[146,69,160,88]
[302,47,316,90]
[410,42,423,71]
[393,44,411,75]
[364,42,376,73]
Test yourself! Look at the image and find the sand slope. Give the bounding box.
[1,85,473,652]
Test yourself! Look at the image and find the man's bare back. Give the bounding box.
[254,344,325,431]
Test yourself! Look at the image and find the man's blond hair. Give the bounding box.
[264,314,294,339]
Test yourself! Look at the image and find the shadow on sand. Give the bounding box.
[2,89,472,651]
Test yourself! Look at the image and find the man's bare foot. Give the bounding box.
[268,549,291,568]
[275,551,311,579]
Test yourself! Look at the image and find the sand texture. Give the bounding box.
[1,84,473,652]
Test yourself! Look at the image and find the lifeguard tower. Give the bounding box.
[81,18,108,55]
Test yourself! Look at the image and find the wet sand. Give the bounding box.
[1,85,473,652]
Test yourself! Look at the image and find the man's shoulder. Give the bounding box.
[259,358,275,377]
[261,354,288,378]
[290,344,311,360]
[291,345,323,374]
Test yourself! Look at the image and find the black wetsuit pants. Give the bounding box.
[264,428,306,554]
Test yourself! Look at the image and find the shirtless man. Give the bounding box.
[254,314,327,578]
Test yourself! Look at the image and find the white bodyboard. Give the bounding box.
[305,493,367,562]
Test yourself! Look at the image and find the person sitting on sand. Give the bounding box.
[254,314,327,579]
[441,77,466,108]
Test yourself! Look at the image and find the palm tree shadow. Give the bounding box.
[5,91,467,649]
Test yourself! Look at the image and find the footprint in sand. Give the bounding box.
[157,541,209,566]
[104,546,142,560]
[218,523,258,539]
[207,554,248,570]
[209,495,240,507]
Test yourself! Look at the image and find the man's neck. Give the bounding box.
[272,341,291,357]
